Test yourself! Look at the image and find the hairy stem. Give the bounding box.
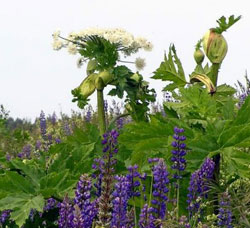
[97,89,106,136]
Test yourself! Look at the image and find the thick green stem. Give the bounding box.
[97,89,106,136]
[210,63,220,86]
[210,63,221,214]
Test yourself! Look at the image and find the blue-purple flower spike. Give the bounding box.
[39,110,47,139]
[96,129,119,227]
[217,193,233,228]
[171,126,187,180]
[150,158,169,220]
[74,174,97,228]
[126,165,141,198]
[0,210,11,225]
[187,158,215,218]
[139,204,155,228]
[111,175,130,227]
[58,196,74,228]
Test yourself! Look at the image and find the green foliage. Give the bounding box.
[0,124,101,226]
[71,87,90,109]
[214,15,242,34]
[152,44,187,91]
[0,194,44,227]
[78,36,119,71]
[109,65,156,121]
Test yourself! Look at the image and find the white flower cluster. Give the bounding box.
[77,28,153,51]
[52,28,153,55]
[52,30,64,51]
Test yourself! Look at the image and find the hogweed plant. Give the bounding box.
[53,28,156,135]
[1,15,250,228]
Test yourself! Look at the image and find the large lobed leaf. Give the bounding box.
[0,193,44,227]
[152,44,187,91]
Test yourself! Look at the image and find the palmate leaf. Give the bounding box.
[223,148,250,178]
[119,115,193,171]
[0,193,44,227]
[187,98,250,177]
[152,44,187,91]
[216,84,237,96]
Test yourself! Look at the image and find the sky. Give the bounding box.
[0,0,249,121]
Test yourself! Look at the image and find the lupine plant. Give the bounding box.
[0,14,250,228]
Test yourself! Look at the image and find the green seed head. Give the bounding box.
[203,29,228,64]
[193,49,205,64]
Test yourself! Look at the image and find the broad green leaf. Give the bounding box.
[6,171,36,194]
[9,159,44,189]
[152,45,187,91]
[40,170,69,194]
[0,193,44,227]
[216,84,237,96]
[223,148,250,178]
[232,95,250,125]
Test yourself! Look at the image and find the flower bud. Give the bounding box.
[194,49,205,64]
[78,73,98,98]
[130,73,142,83]
[98,70,114,85]
[95,77,105,90]
[86,59,98,75]
[203,29,228,64]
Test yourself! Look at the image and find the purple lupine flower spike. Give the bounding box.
[73,174,97,228]
[39,110,47,139]
[139,204,155,228]
[171,126,187,180]
[58,196,74,228]
[187,158,215,218]
[111,175,130,227]
[63,121,72,136]
[0,210,11,225]
[51,112,57,125]
[217,193,233,228]
[126,165,141,198]
[85,106,92,122]
[96,129,119,227]
[150,158,169,220]
[44,198,56,212]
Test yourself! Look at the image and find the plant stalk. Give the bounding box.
[176,173,180,221]
[97,89,106,136]
[210,63,220,86]
[211,62,221,214]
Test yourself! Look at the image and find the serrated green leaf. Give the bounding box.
[216,84,237,96]
[152,45,187,91]
[0,194,44,227]
[6,171,36,194]
[218,123,250,148]
[232,96,250,125]
[223,148,250,178]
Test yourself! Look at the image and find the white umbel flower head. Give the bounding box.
[52,39,63,50]
[143,42,153,51]
[135,57,146,71]
[67,43,77,55]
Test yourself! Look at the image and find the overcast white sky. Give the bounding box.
[0,0,249,120]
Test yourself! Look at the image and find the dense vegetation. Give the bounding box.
[0,15,250,228]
